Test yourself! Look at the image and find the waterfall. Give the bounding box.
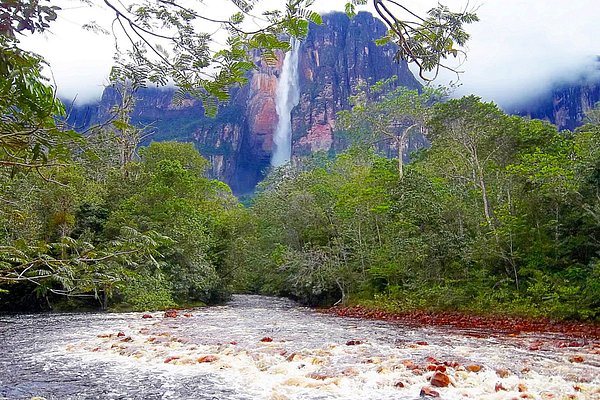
[271,38,301,167]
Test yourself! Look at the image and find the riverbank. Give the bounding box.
[322,304,600,340]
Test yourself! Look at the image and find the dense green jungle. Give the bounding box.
[1,0,599,322]
[2,79,600,321]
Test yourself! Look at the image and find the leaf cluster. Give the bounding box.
[346,0,478,80]
[0,0,59,38]
[0,38,81,173]
[107,0,322,116]
[237,96,600,320]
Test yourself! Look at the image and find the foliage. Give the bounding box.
[0,139,239,310]
[237,94,600,321]
[118,271,176,311]
[0,0,59,38]
[1,0,82,172]
[105,0,324,115]
[0,227,169,307]
[102,141,238,305]
[345,1,479,80]
[337,77,445,176]
[0,38,80,171]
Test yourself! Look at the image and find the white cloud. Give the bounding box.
[19,0,600,107]
[434,0,600,108]
[20,1,115,104]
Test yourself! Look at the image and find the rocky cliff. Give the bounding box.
[67,14,600,194]
[68,12,420,194]
[292,12,420,156]
[512,76,600,131]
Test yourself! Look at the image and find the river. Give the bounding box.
[0,295,598,399]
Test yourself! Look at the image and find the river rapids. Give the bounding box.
[0,295,598,399]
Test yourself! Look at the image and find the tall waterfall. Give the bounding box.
[271,38,301,167]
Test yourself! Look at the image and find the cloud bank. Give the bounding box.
[442,0,600,108]
[20,0,600,108]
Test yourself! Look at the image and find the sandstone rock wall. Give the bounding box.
[68,12,421,194]
[514,79,600,131]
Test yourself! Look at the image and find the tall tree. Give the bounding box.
[337,78,444,178]
[428,96,512,229]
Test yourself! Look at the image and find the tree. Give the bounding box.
[0,0,59,38]
[103,0,323,115]
[337,78,444,178]
[346,1,479,80]
[103,141,237,305]
[0,37,79,172]
[0,221,168,309]
[1,1,79,170]
[104,81,153,169]
[428,96,512,229]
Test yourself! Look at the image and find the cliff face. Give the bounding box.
[513,79,600,131]
[67,12,420,194]
[293,12,420,156]
[227,11,420,193]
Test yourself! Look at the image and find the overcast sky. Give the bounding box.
[20,0,600,108]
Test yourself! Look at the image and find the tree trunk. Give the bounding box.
[398,144,403,179]
[471,146,493,229]
[397,127,413,179]
[101,287,109,311]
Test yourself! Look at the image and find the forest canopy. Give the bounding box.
[4,0,598,322]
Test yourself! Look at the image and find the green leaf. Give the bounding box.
[308,11,322,25]
[375,36,391,46]
[345,3,356,18]
[112,120,131,131]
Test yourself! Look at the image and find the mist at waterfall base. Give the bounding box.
[271,38,301,168]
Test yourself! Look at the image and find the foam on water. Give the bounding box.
[1,295,598,399]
